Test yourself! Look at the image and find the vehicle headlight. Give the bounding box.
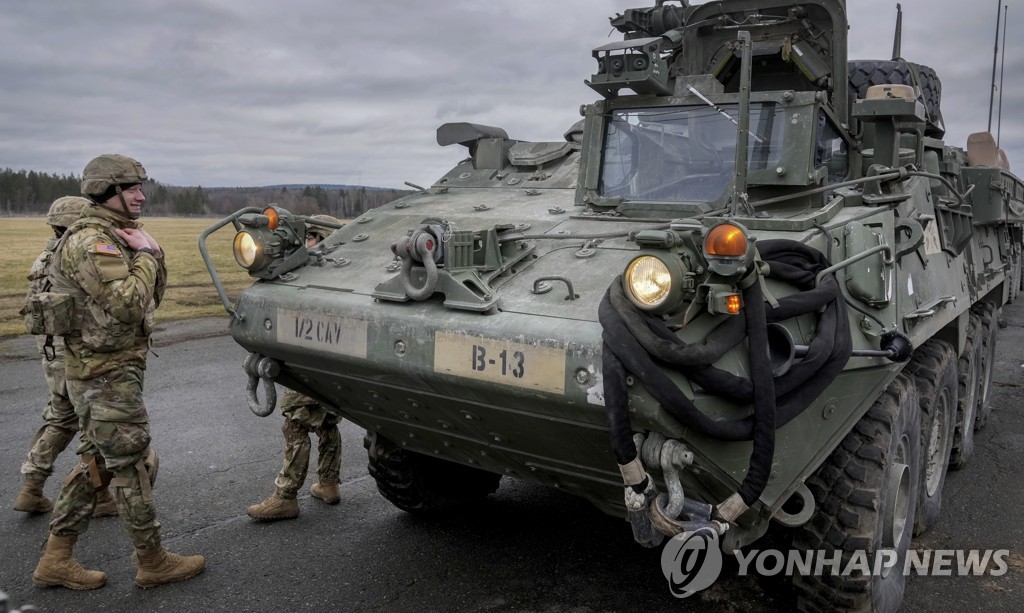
[623,254,686,313]
[233,230,264,270]
[702,222,754,277]
[230,204,312,279]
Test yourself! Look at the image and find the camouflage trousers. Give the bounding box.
[20,356,78,480]
[49,364,161,549]
[274,390,341,499]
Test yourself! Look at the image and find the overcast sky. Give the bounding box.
[0,0,1018,189]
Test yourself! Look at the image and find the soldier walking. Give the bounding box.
[31,154,204,590]
[14,196,117,519]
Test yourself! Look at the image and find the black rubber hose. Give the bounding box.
[612,274,843,400]
[736,278,775,506]
[603,346,638,465]
[601,287,849,441]
[598,239,852,502]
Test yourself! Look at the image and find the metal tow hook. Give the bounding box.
[626,433,663,548]
[643,436,724,537]
[394,229,440,301]
[243,353,279,417]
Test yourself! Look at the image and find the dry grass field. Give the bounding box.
[0,217,255,338]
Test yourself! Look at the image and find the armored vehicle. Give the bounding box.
[202,1,1022,610]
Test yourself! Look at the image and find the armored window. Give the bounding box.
[599,103,786,203]
[815,110,849,184]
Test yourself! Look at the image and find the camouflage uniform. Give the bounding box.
[47,203,166,549]
[15,196,118,518]
[274,388,342,498]
[19,238,78,482]
[247,215,343,520]
[33,154,202,591]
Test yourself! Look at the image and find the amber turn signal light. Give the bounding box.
[726,294,742,314]
[705,223,748,257]
[263,207,280,230]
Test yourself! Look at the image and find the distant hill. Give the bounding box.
[196,184,413,218]
[259,184,397,191]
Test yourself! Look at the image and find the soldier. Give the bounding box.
[14,196,117,519]
[248,215,344,521]
[31,154,204,590]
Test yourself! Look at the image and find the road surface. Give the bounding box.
[1,307,1022,612]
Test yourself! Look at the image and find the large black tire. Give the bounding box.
[1010,244,1022,302]
[794,374,921,613]
[1013,254,1020,304]
[1018,249,1023,296]
[1019,244,1024,293]
[364,432,502,514]
[903,339,957,535]
[848,60,944,137]
[950,313,984,470]
[973,303,999,430]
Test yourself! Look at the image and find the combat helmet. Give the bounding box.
[46,196,90,230]
[307,214,341,242]
[81,154,148,198]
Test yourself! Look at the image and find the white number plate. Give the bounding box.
[434,331,565,394]
[277,308,367,357]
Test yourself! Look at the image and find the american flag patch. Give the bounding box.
[95,243,120,255]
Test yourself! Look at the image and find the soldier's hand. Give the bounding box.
[116,228,161,256]
[137,228,163,257]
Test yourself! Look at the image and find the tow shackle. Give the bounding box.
[392,227,442,301]
[243,353,280,417]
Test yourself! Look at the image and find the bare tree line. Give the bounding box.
[0,168,410,219]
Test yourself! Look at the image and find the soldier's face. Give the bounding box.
[101,185,146,219]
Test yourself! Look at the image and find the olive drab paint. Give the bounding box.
[203,2,1022,611]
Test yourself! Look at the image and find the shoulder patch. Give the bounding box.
[94,243,121,256]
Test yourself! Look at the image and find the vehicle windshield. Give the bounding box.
[599,103,785,203]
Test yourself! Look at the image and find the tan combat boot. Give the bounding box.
[32,534,107,590]
[13,478,52,514]
[134,546,205,588]
[92,487,118,518]
[246,493,299,520]
[311,482,341,505]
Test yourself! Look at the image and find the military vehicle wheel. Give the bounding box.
[973,303,999,430]
[848,60,943,136]
[904,339,957,535]
[950,313,983,470]
[793,374,920,613]
[1015,242,1024,295]
[364,432,501,514]
[1011,247,1023,302]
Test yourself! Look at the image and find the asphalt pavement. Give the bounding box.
[0,308,1022,613]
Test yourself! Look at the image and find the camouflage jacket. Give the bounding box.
[50,205,167,379]
[280,388,335,427]
[22,237,66,358]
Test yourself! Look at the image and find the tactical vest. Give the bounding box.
[22,237,69,359]
[46,216,156,354]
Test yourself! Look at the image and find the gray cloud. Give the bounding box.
[0,0,1018,188]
